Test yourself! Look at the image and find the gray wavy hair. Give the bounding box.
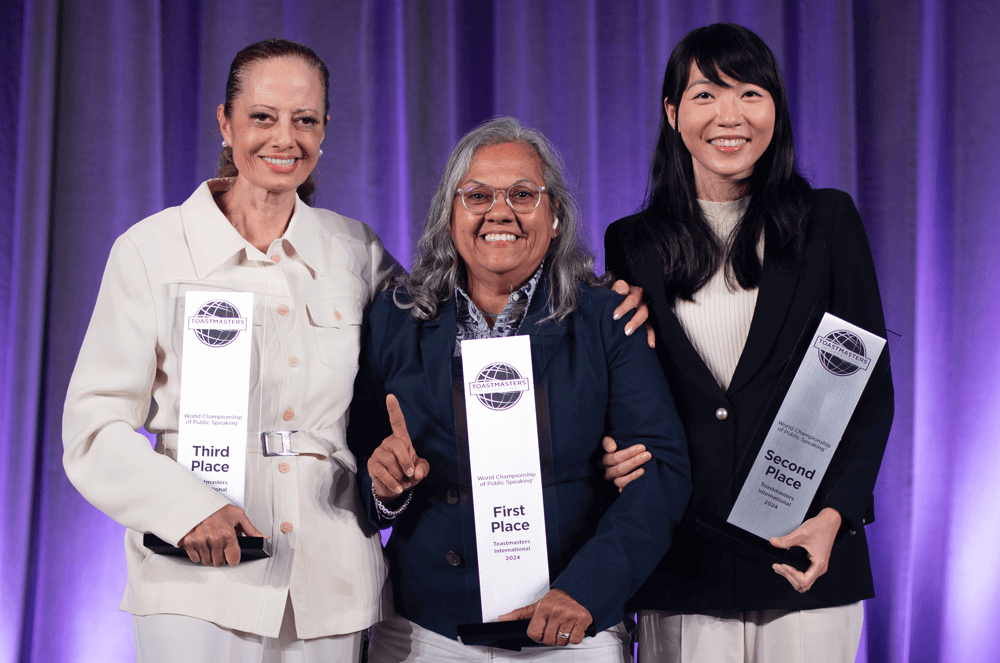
[395,116,606,322]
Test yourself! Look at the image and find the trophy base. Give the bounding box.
[696,517,810,572]
[142,533,270,560]
[457,620,537,650]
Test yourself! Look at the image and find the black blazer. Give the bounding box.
[604,189,894,612]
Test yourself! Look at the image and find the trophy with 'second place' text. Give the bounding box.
[697,308,891,571]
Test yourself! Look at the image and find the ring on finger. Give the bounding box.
[557,630,571,639]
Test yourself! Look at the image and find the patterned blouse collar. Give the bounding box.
[454,261,545,354]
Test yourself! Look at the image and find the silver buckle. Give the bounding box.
[261,430,299,456]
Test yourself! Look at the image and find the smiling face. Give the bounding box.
[450,141,557,297]
[667,62,775,201]
[217,56,327,199]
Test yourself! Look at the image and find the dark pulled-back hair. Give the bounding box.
[638,23,811,300]
[216,38,330,205]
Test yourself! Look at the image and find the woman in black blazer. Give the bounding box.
[603,23,893,663]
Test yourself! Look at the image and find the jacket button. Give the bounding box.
[446,488,459,505]
[446,551,462,567]
[280,521,293,533]
[716,407,729,421]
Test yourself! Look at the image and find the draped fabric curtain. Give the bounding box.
[2,1,997,661]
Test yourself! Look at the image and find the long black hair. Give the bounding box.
[216,38,330,205]
[637,23,811,301]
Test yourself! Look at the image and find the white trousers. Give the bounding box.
[637,602,863,663]
[368,613,631,663]
[132,596,364,663]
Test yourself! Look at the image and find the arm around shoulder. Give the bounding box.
[603,217,636,282]
[362,222,405,296]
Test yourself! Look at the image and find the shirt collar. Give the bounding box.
[280,199,326,276]
[180,178,324,277]
[455,260,545,327]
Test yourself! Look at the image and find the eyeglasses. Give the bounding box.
[455,182,548,214]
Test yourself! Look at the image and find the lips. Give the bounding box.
[483,232,519,243]
[709,138,748,147]
[708,137,750,151]
[261,156,299,172]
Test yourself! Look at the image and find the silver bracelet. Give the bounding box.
[372,483,413,519]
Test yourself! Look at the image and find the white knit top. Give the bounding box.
[673,198,760,391]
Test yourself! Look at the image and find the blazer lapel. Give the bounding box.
[419,298,458,398]
[518,278,566,377]
[726,252,803,395]
[634,245,725,399]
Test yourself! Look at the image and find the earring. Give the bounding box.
[319,149,323,157]
[221,140,227,148]
[552,217,559,230]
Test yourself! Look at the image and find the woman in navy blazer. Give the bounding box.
[347,117,691,662]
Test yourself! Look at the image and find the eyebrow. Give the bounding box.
[247,104,318,114]
[463,177,536,187]
[686,78,712,90]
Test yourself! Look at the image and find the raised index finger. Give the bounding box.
[386,394,410,443]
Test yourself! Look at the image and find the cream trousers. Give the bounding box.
[637,602,863,663]
[133,595,364,663]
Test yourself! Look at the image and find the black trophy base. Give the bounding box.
[142,533,270,560]
[697,516,810,572]
[456,620,538,650]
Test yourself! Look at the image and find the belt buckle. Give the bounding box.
[261,430,298,456]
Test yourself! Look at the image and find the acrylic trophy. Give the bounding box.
[143,289,269,560]
[697,306,893,572]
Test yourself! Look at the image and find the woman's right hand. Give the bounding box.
[601,436,652,489]
[368,394,430,500]
[178,504,267,567]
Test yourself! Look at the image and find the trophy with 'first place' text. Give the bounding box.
[453,336,552,650]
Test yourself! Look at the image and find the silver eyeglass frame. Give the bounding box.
[455,182,549,214]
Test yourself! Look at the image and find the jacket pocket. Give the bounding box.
[306,296,364,369]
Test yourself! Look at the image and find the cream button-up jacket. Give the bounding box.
[63,180,397,638]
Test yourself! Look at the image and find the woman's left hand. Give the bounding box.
[611,280,656,349]
[769,507,842,593]
[498,588,593,646]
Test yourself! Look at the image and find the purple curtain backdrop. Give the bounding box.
[2,1,998,661]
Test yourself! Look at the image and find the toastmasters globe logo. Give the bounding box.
[469,363,531,411]
[814,330,871,376]
[187,300,248,348]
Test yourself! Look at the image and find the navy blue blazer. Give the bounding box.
[347,279,691,640]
